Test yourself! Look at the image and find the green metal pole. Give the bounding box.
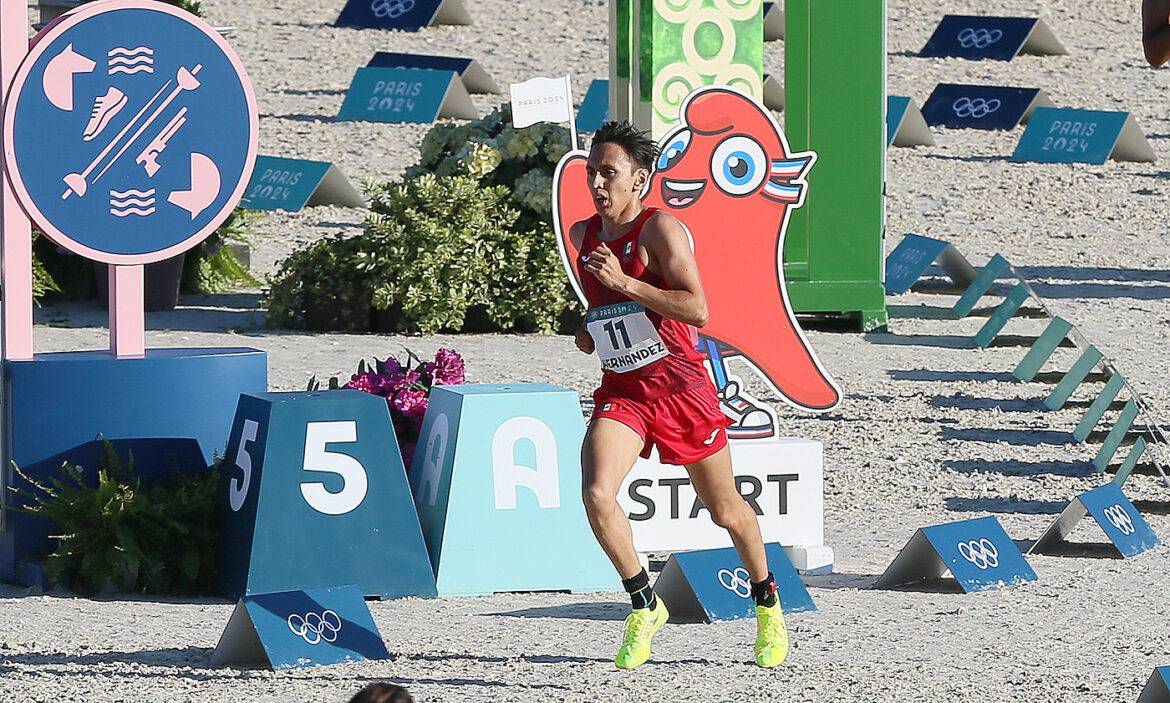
[783,0,887,330]
[610,0,634,122]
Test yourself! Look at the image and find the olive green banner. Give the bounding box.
[629,0,763,138]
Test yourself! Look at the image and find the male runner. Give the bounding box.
[1144,0,1170,67]
[570,121,788,670]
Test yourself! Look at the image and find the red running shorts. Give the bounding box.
[592,383,732,466]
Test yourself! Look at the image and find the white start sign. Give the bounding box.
[617,437,825,565]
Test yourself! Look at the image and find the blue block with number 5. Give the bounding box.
[410,384,618,596]
[217,391,437,600]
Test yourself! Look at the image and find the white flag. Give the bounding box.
[510,75,573,128]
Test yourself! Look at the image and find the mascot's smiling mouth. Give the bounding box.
[661,178,706,209]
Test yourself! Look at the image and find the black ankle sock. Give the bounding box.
[622,569,658,611]
[751,572,778,608]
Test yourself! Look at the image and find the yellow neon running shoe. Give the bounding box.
[755,601,789,667]
[614,600,669,669]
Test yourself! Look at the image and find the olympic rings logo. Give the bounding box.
[957,538,999,570]
[717,567,751,599]
[957,28,1003,49]
[371,0,416,19]
[952,97,1002,119]
[1104,505,1135,535]
[287,609,342,645]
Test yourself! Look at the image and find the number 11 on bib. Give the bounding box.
[586,302,670,373]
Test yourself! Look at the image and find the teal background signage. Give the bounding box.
[242,156,330,211]
[576,79,609,134]
[1012,108,1129,164]
[337,67,453,124]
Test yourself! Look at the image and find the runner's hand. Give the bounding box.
[584,243,629,292]
[575,325,595,354]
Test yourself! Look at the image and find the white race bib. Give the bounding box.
[586,302,670,374]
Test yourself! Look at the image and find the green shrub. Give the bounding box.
[266,174,570,334]
[31,207,257,303]
[180,207,261,294]
[81,0,203,15]
[406,103,573,232]
[14,442,219,596]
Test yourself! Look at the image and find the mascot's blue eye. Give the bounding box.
[710,136,767,196]
[722,152,755,185]
[657,130,692,171]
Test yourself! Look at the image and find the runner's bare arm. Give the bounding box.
[584,212,708,327]
[1143,0,1170,66]
[570,221,595,354]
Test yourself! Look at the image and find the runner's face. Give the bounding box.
[586,142,647,217]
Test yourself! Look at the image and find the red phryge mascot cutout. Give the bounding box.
[554,87,841,437]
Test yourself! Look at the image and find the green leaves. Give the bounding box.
[265,174,572,334]
[12,442,219,596]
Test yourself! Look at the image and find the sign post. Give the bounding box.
[3,0,258,358]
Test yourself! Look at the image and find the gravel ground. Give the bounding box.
[4,0,1170,701]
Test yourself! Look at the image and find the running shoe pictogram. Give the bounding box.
[82,87,127,141]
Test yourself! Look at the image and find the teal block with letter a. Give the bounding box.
[216,390,437,600]
[410,383,619,596]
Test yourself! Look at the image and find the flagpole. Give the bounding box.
[564,74,579,150]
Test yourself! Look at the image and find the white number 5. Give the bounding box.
[229,419,259,512]
[300,421,368,515]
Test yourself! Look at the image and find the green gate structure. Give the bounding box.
[609,0,887,330]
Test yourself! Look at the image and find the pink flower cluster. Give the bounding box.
[341,348,466,468]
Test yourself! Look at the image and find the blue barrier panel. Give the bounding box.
[337,67,476,124]
[886,96,908,147]
[1,348,267,582]
[875,516,1037,593]
[1093,399,1139,471]
[1045,346,1104,410]
[1012,108,1155,165]
[1013,317,1073,382]
[216,390,437,600]
[887,96,934,147]
[762,2,783,41]
[921,83,1050,131]
[410,384,618,596]
[1073,374,1125,442]
[336,0,469,32]
[884,234,951,295]
[974,283,1031,348]
[654,543,814,622]
[242,156,365,212]
[576,79,609,134]
[1137,667,1170,703]
[369,51,470,74]
[1080,483,1159,558]
[919,16,1059,61]
[952,254,1011,317]
[1032,483,1159,559]
[211,585,389,670]
[367,51,499,93]
[1114,437,1148,486]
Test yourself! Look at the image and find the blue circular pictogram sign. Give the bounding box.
[3,0,258,265]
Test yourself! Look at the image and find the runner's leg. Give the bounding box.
[685,445,768,581]
[581,417,646,579]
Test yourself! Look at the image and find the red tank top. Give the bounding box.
[578,207,709,401]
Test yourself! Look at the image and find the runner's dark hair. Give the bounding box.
[592,120,660,172]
